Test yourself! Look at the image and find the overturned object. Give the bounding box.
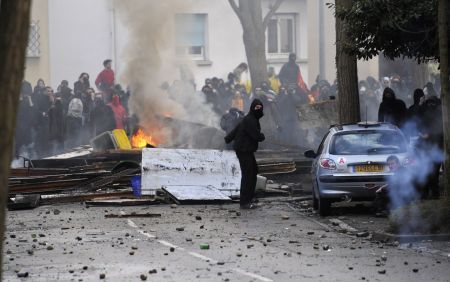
[162,185,232,204]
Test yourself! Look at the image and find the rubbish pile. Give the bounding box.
[9,129,309,210]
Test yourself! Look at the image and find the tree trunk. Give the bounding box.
[0,0,32,278]
[239,0,268,91]
[438,0,450,197]
[228,0,284,91]
[335,0,360,124]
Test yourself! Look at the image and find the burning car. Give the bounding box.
[304,122,411,216]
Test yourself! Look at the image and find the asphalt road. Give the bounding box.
[3,200,450,281]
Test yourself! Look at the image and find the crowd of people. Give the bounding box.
[15,59,131,159]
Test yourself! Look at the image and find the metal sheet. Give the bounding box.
[163,185,231,201]
[141,149,241,196]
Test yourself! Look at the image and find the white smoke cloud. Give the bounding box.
[388,121,445,234]
[115,0,219,146]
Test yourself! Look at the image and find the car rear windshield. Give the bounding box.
[329,130,407,155]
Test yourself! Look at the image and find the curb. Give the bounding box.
[373,231,450,243]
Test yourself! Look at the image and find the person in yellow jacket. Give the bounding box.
[268,67,280,94]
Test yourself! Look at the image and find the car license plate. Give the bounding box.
[355,165,384,173]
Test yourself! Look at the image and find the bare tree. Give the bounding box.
[438,0,450,196]
[0,0,32,277]
[335,0,360,124]
[228,0,284,90]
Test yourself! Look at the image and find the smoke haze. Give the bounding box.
[115,0,219,146]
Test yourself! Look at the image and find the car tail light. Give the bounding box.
[320,158,336,170]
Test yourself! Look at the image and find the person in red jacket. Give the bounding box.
[108,95,127,129]
[95,59,115,102]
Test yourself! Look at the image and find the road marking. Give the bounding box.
[187,251,218,263]
[138,230,155,239]
[127,219,138,228]
[125,216,273,282]
[158,239,185,251]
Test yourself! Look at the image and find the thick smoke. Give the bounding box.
[115,0,219,146]
[388,121,444,234]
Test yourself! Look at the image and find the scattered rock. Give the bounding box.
[76,236,82,241]
[195,216,202,220]
[131,246,138,250]
[140,274,147,280]
[378,270,386,274]
[348,267,353,270]
[83,266,88,270]
[46,246,54,251]
[99,273,106,279]
[27,249,33,255]
[149,269,157,274]
[413,268,419,273]
[129,251,135,255]
[281,215,290,220]
[69,270,74,274]
[289,240,299,244]
[307,231,315,235]
[356,232,369,238]
[176,227,184,232]
[53,209,61,215]
[200,244,209,250]
[186,238,192,242]
[236,252,243,257]
[217,261,225,265]
[322,245,330,251]
[17,271,29,278]
[247,244,254,249]
[170,247,175,252]
[170,204,177,209]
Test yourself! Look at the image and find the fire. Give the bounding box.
[131,128,157,148]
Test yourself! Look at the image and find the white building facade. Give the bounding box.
[25,0,378,90]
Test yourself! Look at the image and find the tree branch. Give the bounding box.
[228,0,243,23]
[263,0,285,29]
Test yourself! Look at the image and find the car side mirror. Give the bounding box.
[304,150,317,159]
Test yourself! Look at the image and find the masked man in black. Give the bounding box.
[225,99,265,209]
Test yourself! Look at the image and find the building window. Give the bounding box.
[26,21,41,58]
[267,14,296,58]
[175,14,207,60]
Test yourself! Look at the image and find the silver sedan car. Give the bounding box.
[304,122,411,216]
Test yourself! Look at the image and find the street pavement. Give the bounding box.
[3,199,450,281]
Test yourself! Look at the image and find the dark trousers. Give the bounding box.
[236,151,258,206]
[422,162,441,199]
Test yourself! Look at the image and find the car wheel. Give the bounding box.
[318,197,331,216]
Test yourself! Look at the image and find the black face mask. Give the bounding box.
[254,109,264,119]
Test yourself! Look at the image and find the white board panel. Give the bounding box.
[141,149,241,197]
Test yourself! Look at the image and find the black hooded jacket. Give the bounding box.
[225,99,265,153]
[377,88,407,127]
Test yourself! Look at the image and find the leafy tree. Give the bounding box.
[334,0,449,63]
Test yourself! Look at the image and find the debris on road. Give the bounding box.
[104,213,161,218]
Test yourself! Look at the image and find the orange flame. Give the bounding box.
[131,128,157,148]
